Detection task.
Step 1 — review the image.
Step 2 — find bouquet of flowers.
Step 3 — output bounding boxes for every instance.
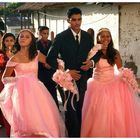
[52,59,79,110]
[52,59,78,94]
[119,67,140,93]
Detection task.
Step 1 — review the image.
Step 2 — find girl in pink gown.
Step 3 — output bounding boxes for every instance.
[0,33,16,137]
[0,29,66,137]
[81,28,140,137]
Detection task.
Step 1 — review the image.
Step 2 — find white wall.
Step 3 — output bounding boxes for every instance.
[80,4,119,49]
[119,3,140,77]
[32,3,140,77]
[33,3,119,49]
[6,26,21,37]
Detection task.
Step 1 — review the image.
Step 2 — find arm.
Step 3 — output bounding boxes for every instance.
[2,66,14,78]
[91,51,102,64]
[47,35,61,70]
[80,51,102,71]
[2,56,16,79]
[38,52,51,69]
[1,66,15,84]
[115,51,122,69]
[2,56,17,83]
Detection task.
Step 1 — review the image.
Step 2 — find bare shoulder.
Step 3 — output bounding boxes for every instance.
[9,52,20,62]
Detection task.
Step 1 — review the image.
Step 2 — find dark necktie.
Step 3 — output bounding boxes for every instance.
[75,35,79,47]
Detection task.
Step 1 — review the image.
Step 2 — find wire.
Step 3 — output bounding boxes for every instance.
[38,4,112,22]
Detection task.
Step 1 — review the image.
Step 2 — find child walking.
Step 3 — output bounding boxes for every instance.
[0,29,66,137]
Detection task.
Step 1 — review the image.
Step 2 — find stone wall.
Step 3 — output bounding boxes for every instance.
[119,3,140,78]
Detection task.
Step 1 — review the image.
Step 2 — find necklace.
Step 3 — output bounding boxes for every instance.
[19,52,29,60]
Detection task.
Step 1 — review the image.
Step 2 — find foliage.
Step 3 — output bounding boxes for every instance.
[0,3,24,16]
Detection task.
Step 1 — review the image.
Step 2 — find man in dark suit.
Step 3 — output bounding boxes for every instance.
[36,26,59,108]
[47,7,100,137]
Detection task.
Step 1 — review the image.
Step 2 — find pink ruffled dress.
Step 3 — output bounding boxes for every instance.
[81,58,140,137]
[0,52,66,137]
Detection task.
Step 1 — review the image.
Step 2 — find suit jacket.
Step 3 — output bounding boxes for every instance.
[36,39,55,84]
[47,28,100,92]
[36,39,52,55]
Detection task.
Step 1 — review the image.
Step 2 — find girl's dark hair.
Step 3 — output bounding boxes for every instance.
[2,33,16,54]
[96,28,117,66]
[87,28,94,45]
[15,29,37,60]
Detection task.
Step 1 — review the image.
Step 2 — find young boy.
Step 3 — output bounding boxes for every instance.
[36,26,59,108]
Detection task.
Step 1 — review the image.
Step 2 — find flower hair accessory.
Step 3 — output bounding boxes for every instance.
[87,44,102,60]
[52,58,79,111]
[98,28,110,34]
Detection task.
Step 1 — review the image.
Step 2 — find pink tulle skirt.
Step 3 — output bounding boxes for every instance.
[0,75,66,137]
[81,76,140,137]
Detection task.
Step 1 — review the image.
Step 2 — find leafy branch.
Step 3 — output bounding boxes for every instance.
[0,3,24,16]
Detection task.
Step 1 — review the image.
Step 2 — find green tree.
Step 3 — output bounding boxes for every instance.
[0,3,24,16]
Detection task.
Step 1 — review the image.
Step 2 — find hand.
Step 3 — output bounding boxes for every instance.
[44,63,51,69]
[80,60,93,71]
[58,65,64,71]
[57,58,65,71]
[68,70,81,81]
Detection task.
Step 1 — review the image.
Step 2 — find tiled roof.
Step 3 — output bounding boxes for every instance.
[16,2,84,11]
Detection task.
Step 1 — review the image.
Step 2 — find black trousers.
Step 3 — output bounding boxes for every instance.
[65,88,85,137]
[53,70,88,137]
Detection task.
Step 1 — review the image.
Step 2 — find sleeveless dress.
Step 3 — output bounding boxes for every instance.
[81,58,140,137]
[0,52,66,137]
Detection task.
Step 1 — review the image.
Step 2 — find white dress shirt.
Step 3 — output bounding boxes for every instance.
[70,28,81,43]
